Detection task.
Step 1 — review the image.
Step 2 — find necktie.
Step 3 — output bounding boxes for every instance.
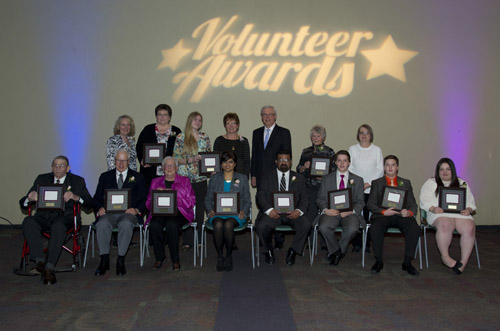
[56,179,60,184]
[264,128,270,149]
[339,174,345,190]
[118,173,124,189]
[280,173,286,191]
[391,179,395,187]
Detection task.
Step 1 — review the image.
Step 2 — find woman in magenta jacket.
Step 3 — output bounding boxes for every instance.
[146,156,195,271]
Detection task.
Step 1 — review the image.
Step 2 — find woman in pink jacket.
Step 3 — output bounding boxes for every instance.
[146,156,195,270]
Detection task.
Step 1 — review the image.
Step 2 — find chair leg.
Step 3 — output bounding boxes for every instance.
[475,239,481,269]
[362,225,370,268]
[311,225,317,266]
[256,235,260,267]
[193,223,198,267]
[251,226,255,269]
[139,225,143,267]
[83,226,93,268]
[200,224,205,267]
[418,237,422,270]
[423,226,429,269]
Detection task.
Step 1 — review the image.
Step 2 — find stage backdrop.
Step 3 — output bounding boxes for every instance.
[2,0,499,225]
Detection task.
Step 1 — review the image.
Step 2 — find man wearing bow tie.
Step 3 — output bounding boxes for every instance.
[93,150,147,276]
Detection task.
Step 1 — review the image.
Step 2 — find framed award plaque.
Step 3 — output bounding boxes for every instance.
[151,190,177,216]
[381,187,407,211]
[199,152,221,176]
[105,189,131,213]
[143,143,165,165]
[214,192,240,215]
[310,157,332,177]
[272,192,296,214]
[36,184,65,211]
[438,187,466,213]
[327,188,353,212]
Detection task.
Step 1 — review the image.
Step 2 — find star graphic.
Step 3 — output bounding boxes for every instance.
[157,39,192,71]
[360,35,418,82]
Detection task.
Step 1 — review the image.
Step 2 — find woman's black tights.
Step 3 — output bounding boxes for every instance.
[212,217,238,258]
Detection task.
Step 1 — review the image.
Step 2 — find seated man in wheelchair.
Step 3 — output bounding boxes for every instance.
[20,155,93,285]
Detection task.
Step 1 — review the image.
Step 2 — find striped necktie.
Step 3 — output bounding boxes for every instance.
[280,173,286,191]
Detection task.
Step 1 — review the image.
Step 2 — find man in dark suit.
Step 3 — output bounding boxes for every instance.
[251,105,292,249]
[93,150,147,276]
[317,150,365,266]
[256,150,311,265]
[20,155,93,285]
[367,154,420,276]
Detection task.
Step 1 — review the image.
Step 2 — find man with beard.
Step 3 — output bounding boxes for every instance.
[255,151,311,265]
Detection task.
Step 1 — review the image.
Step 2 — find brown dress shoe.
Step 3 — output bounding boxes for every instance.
[172,262,181,271]
[29,262,45,275]
[152,259,165,269]
[43,269,57,285]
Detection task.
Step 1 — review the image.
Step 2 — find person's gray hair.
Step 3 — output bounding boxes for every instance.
[310,125,326,141]
[162,156,178,167]
[115,149,130,160]
[260,105,277,116]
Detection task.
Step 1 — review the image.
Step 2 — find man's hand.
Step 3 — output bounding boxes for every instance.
[340,211,353,218]
[383,208,400,216]
[141,160,151,168]
[431,206,444,214]
[63,191,79,202]
[97,207,106,217]
[287,209,301,220]
[27,191,38,202]
[400,209,411,217]
[251,177,257,188]
[208,210,215,218]
[268,209,280,219]
[125,208,139,215]
[324,209,340,217]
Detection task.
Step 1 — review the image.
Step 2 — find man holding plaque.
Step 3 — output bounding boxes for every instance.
[20,155,93,285]
[317,150,364,266]
[93,150,147,276]
[256,150,310,265]
[367,155,420,276]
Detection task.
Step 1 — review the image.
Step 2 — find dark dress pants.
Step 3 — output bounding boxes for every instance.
[23,212,74,267]
[256,214,311,254]
[150,214,188,263]
[369,214,420,261]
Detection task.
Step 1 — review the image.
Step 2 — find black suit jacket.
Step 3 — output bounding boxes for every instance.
[367,176,418,217]
[19,172,93,218]
[256,170,309,221]
[251,124,292,183]
[93,169,147,221]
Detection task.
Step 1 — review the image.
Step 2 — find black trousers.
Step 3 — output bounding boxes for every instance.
[23,212,74,267]
[256,215,311,254]
[150,214,188,263]
[369,214,420,261]
[182,180,207,246]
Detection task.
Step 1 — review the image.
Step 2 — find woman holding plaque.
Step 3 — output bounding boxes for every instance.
[296,125,335,234]
[136,104,182,189]
[173,111,211,249]
[420,157,476,274]
[348,124,384,252]
[146,157,195,270]
[205,152,251,272]
[106,115,138,171]
[213,113,251,177]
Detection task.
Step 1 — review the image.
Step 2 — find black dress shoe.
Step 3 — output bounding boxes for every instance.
[95,255,110,276]
[402,263,420,276]
[29,262,45,275]
[371,261,384,274]
[152,259,165,269]
[42,269,57,285]
[452,261,463,275]
[352,245,361,253]
[224,256,233,272]
[285,248,296,265]
[116,256,126,276]
[274,242,284,250]
[216,257,225,272]
[172,262,181,271]
[326,253,335,262]
[264,250,276,265]
[331,251,345,266]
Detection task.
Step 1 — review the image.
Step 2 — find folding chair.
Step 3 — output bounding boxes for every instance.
[14,203,82,275]
[83,218,144,268]
[420,209,481,269]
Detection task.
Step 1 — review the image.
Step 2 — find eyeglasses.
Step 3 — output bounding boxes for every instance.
[115,159,129,163]
[261,113,276,117]
[278,158,290,162]
[52,164,67,169]
[359,131,370,135]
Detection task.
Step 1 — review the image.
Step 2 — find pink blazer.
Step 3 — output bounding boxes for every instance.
[146,174,195,225]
